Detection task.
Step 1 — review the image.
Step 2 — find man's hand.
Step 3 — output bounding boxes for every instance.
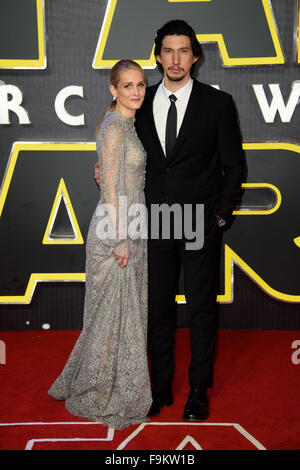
[216,215,226,227]
[94,162,100,187]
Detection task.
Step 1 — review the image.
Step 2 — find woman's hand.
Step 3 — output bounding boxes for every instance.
[113,242,129,268]
[94,162,100,187]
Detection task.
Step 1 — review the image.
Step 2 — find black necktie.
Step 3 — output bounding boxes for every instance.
[165,94,177,159]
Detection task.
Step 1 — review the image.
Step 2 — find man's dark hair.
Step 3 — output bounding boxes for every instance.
[154,20,202,75]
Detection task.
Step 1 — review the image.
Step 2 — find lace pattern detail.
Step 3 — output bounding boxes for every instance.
[48,109,152,429]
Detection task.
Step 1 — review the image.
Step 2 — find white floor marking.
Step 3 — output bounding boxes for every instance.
[0,421,266,450]
[176,435,203,450]
[117,422,267,450]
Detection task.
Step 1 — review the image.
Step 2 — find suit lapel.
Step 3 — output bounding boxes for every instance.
[142,83,166,163]
[168,79,201,162]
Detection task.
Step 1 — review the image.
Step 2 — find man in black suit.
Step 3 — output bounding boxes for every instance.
[134,20,245,421]
[95,20,245,421]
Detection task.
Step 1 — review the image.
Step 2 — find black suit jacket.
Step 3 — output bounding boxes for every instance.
[135,78,245,223]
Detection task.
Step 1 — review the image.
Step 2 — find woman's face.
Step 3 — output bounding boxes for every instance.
[110,68,146,116]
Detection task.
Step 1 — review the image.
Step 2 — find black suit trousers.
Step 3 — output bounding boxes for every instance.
[147,215,222,393]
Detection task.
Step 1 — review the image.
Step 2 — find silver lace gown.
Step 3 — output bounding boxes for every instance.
[48,109,152,429]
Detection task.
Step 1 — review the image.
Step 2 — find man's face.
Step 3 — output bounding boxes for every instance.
[156,35,198,83]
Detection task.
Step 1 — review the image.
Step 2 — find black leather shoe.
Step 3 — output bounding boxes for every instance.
[182,388,209,421]
[147,389,174,417]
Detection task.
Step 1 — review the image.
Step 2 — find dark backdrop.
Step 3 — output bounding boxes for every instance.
[0,0,299,331]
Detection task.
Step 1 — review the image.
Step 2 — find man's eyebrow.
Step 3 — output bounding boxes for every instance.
[162,46,190,50]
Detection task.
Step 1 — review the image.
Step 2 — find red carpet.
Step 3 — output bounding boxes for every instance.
[0,329,299,450]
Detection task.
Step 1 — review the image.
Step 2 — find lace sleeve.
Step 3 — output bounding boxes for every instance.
[96,122,128,250]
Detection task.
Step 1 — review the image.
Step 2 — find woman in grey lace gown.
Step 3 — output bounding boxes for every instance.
[48,60,152,429]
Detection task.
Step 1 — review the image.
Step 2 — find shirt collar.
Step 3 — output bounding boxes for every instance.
[162,77,193,101]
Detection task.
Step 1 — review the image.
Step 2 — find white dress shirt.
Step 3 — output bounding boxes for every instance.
[153,77,193,156]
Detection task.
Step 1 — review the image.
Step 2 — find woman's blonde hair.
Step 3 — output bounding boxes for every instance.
[95,59,146,136]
